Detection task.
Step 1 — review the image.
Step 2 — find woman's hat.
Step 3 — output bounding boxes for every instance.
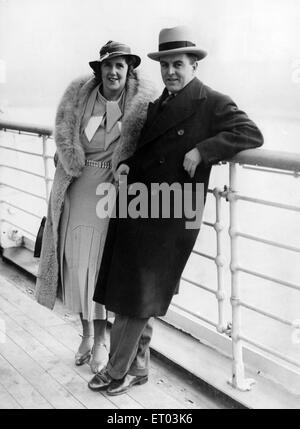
[89,40,141,72]
[148,26,207,61]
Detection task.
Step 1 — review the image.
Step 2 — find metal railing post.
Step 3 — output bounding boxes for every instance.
[227,162,255,391]
[213,187,227,333]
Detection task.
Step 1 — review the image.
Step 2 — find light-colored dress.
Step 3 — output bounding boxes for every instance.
[59,85,124,321]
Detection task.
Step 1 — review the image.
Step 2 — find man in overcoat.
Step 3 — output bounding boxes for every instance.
[88,26,264,395]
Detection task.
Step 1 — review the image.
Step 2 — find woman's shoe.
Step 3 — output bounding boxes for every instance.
[90,343,109,374]
[75,334,93,366]
[75,349,92,366]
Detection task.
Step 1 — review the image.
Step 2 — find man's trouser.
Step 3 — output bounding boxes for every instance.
[106,313,153,380]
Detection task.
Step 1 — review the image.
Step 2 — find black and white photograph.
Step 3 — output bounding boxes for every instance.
[0,0,299,412]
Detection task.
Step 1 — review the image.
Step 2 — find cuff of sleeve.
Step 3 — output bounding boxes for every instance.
[196,142,211,166]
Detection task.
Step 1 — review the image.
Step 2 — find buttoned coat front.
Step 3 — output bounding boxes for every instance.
[94,77,264,318]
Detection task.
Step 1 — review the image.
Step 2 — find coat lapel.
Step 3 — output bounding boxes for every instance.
[140,78,207,148]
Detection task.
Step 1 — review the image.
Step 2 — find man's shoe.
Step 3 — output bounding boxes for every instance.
[88,368,113,391]
[106,374,148,396]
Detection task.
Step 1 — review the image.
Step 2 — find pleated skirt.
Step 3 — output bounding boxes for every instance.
[59,164,113,321]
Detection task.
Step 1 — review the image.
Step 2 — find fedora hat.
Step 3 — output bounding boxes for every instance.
[89,40,141,72]
[148,26,207,61]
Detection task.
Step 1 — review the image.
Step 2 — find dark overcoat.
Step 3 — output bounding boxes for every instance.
[93,77,263,318]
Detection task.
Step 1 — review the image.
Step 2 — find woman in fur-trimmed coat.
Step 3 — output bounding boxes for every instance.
[35,41,156,373]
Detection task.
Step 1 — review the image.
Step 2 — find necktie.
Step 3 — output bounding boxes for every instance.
[161,93,175,108]
[104,100,122,149]
[84,89,123,149]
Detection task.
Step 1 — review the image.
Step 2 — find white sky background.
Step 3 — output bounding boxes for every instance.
[0,0,300,122]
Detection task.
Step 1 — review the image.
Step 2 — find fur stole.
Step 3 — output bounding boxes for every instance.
[54,71,157,177]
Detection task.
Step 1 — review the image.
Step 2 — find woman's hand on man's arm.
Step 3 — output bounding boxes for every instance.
[116,163,130,184]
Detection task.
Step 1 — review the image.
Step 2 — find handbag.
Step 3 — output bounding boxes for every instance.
[34,216,47,258]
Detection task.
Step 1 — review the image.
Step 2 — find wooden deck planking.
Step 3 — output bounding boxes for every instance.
[0,280,64,328]
[0,288,144,409]
[0,329,85,409]
[3,297,220,409]
[149,357,225,409]
[0,275,212,409]
[0,307,116,409]
[148,362,210,409]
[124,379,188,409]
[0,354,53,409]
[0,379,23,409]
[47,324,145,409]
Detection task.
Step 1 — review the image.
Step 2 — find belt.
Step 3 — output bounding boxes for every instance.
[85,159,112,169]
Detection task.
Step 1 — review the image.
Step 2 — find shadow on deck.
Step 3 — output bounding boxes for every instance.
[0,255,241,410]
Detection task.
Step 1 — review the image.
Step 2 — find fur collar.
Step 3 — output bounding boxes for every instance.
[54,72,157,177]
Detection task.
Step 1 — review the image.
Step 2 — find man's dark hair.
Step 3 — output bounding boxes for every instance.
[159,54,199,66]
[186,54,199,65]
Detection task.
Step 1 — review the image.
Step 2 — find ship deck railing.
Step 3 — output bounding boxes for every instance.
[1,119,300,409]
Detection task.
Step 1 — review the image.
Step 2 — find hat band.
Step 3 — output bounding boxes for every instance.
[99,51,131,61]
[100,45,131,57]
[159,41,196,52]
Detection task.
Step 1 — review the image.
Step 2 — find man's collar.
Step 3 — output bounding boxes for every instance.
[164,77,206,101]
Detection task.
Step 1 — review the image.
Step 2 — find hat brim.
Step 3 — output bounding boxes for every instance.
[147,47,207,61]
[89,52,141,72]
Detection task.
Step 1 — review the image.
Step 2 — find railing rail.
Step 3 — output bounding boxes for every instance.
[233,148,300,173]
[1,119,300,392]
[0,120,54,240]
[2,120,300,171]
[0,120,53,137]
